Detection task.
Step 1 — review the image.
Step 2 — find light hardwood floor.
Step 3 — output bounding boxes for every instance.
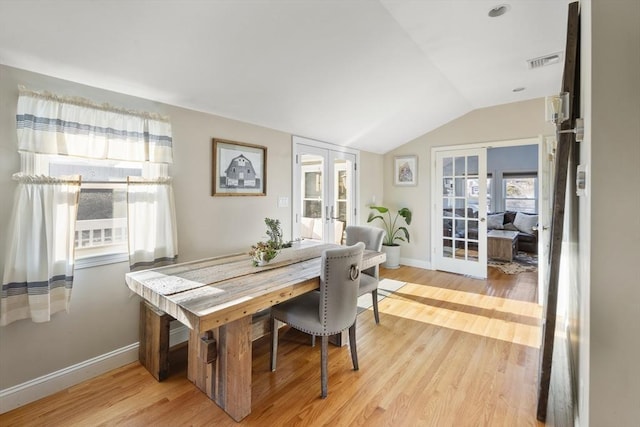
[0,266,545,426]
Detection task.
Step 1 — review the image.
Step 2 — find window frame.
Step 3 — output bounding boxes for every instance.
[25,154,168,268]
[301,161,324,219]
[73,181,129,268]
[502,172,538,213]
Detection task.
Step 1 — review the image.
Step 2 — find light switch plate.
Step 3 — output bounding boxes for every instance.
[278,196,289,208]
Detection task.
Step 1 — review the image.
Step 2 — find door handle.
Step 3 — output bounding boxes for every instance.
[329,205,339,222]
[532,225,549,231]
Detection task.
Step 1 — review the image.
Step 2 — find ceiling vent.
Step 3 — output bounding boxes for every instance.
[527,52,563,69]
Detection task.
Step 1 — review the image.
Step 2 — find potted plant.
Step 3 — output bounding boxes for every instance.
[249,241,279,266]
[249,218,292,266]
[367,206,412,269]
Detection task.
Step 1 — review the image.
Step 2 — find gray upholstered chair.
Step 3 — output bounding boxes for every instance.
[345,225,385,324]
[270,242,365,398]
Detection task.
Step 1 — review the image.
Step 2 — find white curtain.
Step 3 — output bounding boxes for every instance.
[16,86,173,163]
[127,178,178,271]
[1,87,176,325]
[1,175,80,326]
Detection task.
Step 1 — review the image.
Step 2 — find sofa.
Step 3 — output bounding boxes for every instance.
[444,209,538,254]
[487,211,538,253]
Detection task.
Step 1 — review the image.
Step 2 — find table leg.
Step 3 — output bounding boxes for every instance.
[188,327,215,399]
[217,315,252,421]
[139,301,171,381]
[188,315,252,422]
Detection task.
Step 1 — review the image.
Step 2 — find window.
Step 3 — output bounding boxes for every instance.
[21,153,170,267]
[302,162,323,219]
[43,156,150,262]
[503,173,538,213]
[334,163,348,222]
[14,86,175,271]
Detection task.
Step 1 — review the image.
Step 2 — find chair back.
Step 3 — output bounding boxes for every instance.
[345,225,385,251]
[319,242,365,334]
[345,225,385,277]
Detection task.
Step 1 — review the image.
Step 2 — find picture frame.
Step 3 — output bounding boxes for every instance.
[212,138,267,196]
[394,155,418,186]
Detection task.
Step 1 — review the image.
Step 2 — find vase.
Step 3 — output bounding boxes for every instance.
[253,251,277,266]
[381,245,401,269]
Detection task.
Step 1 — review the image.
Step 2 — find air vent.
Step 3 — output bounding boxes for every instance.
[527,52,563,69]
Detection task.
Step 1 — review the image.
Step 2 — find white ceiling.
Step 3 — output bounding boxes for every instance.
[0,0,568,154]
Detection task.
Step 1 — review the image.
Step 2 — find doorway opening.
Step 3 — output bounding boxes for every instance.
[431,137,549,299]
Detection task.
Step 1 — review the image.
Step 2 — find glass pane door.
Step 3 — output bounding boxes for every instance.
[293,139,357,245]
[300,153,325,240]
[330,152,355,245]
[435,148,487,278]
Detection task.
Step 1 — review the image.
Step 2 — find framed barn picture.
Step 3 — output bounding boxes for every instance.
[394,155,418,186]
[212,138,267,196]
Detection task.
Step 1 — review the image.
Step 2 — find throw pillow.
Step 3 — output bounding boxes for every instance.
[503,222,519,231]
[487,213,504,230]
[513,212,538,234]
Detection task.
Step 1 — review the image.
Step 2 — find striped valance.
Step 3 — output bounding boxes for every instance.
[16,86,173,163]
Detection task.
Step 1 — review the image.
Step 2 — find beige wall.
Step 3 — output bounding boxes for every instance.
[0,65,383,390]
[358,150,384,225]
[381,98,555,265]
[585,0,640,425]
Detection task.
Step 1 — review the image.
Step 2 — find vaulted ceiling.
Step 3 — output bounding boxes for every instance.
[0,0,568,154]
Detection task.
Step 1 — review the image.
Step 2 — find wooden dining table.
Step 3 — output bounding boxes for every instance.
[125,240,385,422]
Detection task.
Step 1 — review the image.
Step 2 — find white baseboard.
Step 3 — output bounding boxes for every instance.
[400,257,432,270]
[0,324,191,415]
[0,343,139,414]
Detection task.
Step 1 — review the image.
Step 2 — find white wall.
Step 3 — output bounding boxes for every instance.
[0,65,384,395]
[381,98,555,265]
[584,0,640,425]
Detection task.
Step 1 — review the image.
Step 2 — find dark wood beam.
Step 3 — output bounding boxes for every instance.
[537,1,581,421]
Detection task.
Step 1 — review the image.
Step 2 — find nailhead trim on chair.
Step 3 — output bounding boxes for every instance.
[322,252,358,333]
[273,251,360,336]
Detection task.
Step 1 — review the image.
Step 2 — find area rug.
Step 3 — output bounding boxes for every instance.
[488,251,538,275]
[357,278,406,314]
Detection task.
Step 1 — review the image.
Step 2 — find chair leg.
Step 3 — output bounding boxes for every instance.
[321,335,329,398]
[270,317,279,371]
[311,334,316,347]
[372,289,380,324]
[348,323,359,371]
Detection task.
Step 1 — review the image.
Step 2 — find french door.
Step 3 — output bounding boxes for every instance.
[292,137,357,244]
[433,148,488,278]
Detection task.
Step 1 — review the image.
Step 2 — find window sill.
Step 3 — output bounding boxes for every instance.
[75,252,129,269]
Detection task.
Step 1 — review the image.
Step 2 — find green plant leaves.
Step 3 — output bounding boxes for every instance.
[369,205,389,214]
[367,213,385,223]
[367,205,412,245]
[398,207,412,225]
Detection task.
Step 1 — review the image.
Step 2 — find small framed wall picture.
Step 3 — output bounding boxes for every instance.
[394,155,418,186]
[212,138,267,196]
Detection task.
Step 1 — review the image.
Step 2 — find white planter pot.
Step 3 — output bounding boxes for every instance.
[381,245,401,269]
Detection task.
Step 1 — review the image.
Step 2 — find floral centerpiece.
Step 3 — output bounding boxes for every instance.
[249,241,279,266]
[249,218,292,266]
